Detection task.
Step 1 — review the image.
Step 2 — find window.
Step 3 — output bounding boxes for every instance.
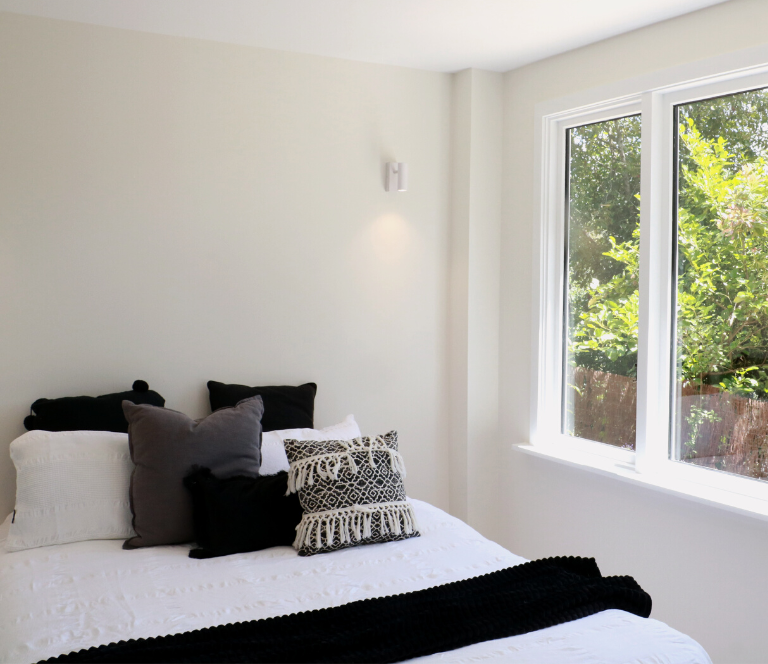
[564,116,641,450]
[673,89,768,481]
[533,57,768,508]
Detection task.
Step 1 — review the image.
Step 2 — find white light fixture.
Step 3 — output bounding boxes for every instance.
[386,162,408,192]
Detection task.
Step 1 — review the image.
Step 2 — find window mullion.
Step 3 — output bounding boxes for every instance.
[635,91,674,472]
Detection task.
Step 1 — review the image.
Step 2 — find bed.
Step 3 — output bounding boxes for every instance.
[0,500,711,664]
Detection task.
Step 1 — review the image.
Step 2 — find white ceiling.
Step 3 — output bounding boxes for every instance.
[0,0,730,73]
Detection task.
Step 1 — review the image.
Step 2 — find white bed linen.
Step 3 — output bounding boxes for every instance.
[0,501,710,664]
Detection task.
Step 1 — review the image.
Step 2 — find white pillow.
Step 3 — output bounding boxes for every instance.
[6,430,135,552]
[260,415,361,475]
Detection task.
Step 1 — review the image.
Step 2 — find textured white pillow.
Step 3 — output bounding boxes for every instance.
[6,430,135,552]
[260,415,361,475]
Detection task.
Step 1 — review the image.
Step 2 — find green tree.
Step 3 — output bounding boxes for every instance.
[567,116,641,376]
[568,116,641,289]
[681,89,768,170]
[573,113,768,399]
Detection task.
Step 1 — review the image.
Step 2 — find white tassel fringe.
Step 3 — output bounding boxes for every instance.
[286,436,406,495]
[293,501,419,551]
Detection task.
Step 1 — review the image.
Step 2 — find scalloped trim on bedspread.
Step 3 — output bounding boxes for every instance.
[42,556,652,664]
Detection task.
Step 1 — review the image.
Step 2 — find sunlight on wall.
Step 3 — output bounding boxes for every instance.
[348,213,421,316]
[368,213,413,263]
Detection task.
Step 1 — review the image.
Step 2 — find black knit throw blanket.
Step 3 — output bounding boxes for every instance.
[44,556,652,664]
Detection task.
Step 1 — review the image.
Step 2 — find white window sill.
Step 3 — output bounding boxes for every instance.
[514,443,768,523]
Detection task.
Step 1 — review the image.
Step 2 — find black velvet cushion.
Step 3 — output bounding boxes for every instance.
[184,467,303,559]
[207,381,316,432]
[24,380,165,433]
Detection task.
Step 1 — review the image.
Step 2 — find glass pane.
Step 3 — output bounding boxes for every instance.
[673,88,768,481]
[563,116,641,449]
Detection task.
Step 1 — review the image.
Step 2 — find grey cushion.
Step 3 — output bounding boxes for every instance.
[122,396,263,549]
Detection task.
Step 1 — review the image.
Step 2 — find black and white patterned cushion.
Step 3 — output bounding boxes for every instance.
[283,431,419,556]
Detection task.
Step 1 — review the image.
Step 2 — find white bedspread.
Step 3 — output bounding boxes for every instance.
[0,500,710,664]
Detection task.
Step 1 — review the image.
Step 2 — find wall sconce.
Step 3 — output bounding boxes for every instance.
[386,162,408,192]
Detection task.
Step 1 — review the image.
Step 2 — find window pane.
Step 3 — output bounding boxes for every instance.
[563,116,641,449]
[673,89,768,481]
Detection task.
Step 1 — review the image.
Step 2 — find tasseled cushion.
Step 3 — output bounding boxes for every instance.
[284,431,419,556]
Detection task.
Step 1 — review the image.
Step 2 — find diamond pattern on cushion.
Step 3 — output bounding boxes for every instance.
[284,431,419,556]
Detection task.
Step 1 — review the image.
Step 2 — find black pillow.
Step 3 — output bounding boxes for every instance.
[207,381,316,432]
[184,467,303,559]
[24,380,165,433]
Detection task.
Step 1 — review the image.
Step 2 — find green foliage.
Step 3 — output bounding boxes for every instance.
[570,230,639,370]
[568,116,641,290]
[566,116,641,376]
[684,404,722,454]
[571,93,768,398]
[676,118,768,396]
[680,89,768,170]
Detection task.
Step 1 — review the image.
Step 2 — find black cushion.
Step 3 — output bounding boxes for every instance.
[24,380,165,433]
[207,381,316,432]
[184,467,303,559]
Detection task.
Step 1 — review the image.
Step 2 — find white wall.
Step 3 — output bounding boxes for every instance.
[500,1,768,661]
[0,12,452,516]
[448,69,503,538]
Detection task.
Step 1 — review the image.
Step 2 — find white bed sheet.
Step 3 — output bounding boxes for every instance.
[0,500,710,664]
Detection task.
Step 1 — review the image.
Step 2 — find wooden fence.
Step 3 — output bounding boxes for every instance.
[568,366,636,449]
[569,366,768,479]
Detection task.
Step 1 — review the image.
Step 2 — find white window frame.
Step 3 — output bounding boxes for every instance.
[529,47,768,517]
